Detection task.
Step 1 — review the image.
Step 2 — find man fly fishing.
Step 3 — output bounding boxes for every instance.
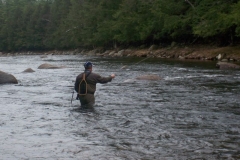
[74,62,115,109]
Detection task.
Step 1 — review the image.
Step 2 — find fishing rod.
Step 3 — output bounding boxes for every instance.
[71,90,74,105]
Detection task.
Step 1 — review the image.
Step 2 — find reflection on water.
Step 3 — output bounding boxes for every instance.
[0,55,240,159]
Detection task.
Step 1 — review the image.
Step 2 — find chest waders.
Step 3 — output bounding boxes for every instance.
[78,72,91,96]
[71,72,90,105]
[78,73,87,95]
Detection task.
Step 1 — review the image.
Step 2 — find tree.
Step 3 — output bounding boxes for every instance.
[192,0,239,45]
[0,0,239,51]
[230,1,240,37]
[45,0,71,49]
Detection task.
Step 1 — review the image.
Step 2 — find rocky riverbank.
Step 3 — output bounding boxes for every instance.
[1,45,240,84]
[88,45,240,62]
[1,45,240,62]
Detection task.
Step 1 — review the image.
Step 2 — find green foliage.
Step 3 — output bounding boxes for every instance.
[230,1,240,36]
[0,0,239,51]
[193,0,231,36]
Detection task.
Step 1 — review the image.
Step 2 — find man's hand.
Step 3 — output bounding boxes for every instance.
[111,74,115,79]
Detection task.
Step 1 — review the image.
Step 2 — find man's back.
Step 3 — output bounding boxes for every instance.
[75,71,113,94]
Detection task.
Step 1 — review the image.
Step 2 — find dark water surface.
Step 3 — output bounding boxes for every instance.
[0,55,240,160]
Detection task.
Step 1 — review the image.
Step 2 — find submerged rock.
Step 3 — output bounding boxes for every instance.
[40,55,48,58]
[216,62,240,70]
[0,70,18,84]
[123,79,137,83]
[123,74,161,83]
[23,68,35,73]
[38,63,65,69]
[136,74,161,80]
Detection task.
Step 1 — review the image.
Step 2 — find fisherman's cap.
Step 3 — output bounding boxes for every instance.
[84,61,93,69]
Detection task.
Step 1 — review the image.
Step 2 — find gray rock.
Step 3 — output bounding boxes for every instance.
[109,51,116,56]
[216,53,226,60]
[40,55,48,58]
[116,50,124,57]
[216,62,240,70]
[0,70,18,84]
[216,54,222,60]
[23,68,35,73]
[123,79,136,83]
[38,63,65,69]
[123,74,161,83]
[136,74,161,80]
[221,59,228,62]
[179,56,185,59]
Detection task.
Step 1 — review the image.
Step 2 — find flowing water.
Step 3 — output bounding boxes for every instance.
[0,54,240,160]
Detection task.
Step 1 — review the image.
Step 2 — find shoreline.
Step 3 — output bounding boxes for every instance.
[1,45,240,62]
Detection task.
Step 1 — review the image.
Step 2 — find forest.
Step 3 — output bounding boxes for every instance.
[0,0,240,52]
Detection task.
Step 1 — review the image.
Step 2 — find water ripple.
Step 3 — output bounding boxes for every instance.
[0,55,240,159]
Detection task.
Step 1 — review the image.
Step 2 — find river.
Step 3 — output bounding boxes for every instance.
[0,54,240,160]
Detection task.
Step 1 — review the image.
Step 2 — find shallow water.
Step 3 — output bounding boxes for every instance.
[0,55,240,160]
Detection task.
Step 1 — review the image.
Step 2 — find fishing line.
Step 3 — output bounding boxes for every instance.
[120,56,151,69]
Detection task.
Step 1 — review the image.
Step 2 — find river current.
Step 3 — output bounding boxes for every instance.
[0,54,240,160]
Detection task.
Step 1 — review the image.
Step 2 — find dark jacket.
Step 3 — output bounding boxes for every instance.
[74,70,112,95]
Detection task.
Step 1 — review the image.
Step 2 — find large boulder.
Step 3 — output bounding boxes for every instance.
[0,70,18,84]
[38,63,65,69]
[216,62,240,70]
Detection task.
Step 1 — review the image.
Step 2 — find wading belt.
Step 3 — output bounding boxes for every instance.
[78,72,91,96]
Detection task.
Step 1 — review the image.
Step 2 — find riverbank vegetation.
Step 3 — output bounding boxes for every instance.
[0,0,240,52]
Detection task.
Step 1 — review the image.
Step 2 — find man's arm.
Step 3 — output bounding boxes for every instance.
[96,74,115,84]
